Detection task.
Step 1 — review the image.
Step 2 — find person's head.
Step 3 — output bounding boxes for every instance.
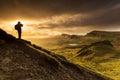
[18,21,21,24]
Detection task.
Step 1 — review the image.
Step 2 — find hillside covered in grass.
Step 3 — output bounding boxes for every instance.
[75,40,118,62]
[0,28,111,80]
[28,30,120,80]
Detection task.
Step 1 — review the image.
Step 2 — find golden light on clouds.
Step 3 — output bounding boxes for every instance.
[0,0,119,39]
[0,12,119,39]
[0,18,63,39]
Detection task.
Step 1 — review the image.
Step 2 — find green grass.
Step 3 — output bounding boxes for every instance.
[71,57,120,80]
[27,33,120,80]
[51,48,80,59]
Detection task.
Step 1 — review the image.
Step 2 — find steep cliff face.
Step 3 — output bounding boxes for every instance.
[0,29,111,80]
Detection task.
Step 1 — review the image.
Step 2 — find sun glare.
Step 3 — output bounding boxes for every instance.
[8,20,40,26]
[9,20,28,26]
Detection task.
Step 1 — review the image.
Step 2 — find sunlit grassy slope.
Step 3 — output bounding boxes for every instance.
[28,31,120,80]
[71,40,120,80]
[75,40,118,62]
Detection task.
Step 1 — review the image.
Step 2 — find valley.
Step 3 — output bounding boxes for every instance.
[29,31,120,80]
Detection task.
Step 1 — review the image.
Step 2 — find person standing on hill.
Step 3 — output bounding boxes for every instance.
[15,21,23,39]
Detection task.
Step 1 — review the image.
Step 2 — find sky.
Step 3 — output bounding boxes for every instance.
[0,0,120,38]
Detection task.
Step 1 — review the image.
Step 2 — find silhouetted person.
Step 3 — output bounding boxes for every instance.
[15,21,23,39]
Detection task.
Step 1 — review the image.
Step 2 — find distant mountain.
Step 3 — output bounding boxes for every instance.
[86,30,120,37]
[61,33,82,39]
[0,29,111,80]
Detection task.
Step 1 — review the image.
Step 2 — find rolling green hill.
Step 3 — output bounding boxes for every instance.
[28,30,120,80]
[71,41,120,80]
[75,40,119,62]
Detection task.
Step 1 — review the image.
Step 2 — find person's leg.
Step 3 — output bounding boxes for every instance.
[17,30,19,39]
[18,29,21,39]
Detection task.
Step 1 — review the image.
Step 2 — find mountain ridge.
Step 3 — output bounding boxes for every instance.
[86,30,120,37]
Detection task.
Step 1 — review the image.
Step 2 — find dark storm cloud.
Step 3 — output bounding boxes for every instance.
[59,5,120,28]
[0,0,120,27]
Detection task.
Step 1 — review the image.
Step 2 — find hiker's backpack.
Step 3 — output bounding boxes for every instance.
[15,25,18,30]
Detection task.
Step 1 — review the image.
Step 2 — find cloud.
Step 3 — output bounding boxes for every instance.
[0,0,120,35]
[0,0,119,18]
